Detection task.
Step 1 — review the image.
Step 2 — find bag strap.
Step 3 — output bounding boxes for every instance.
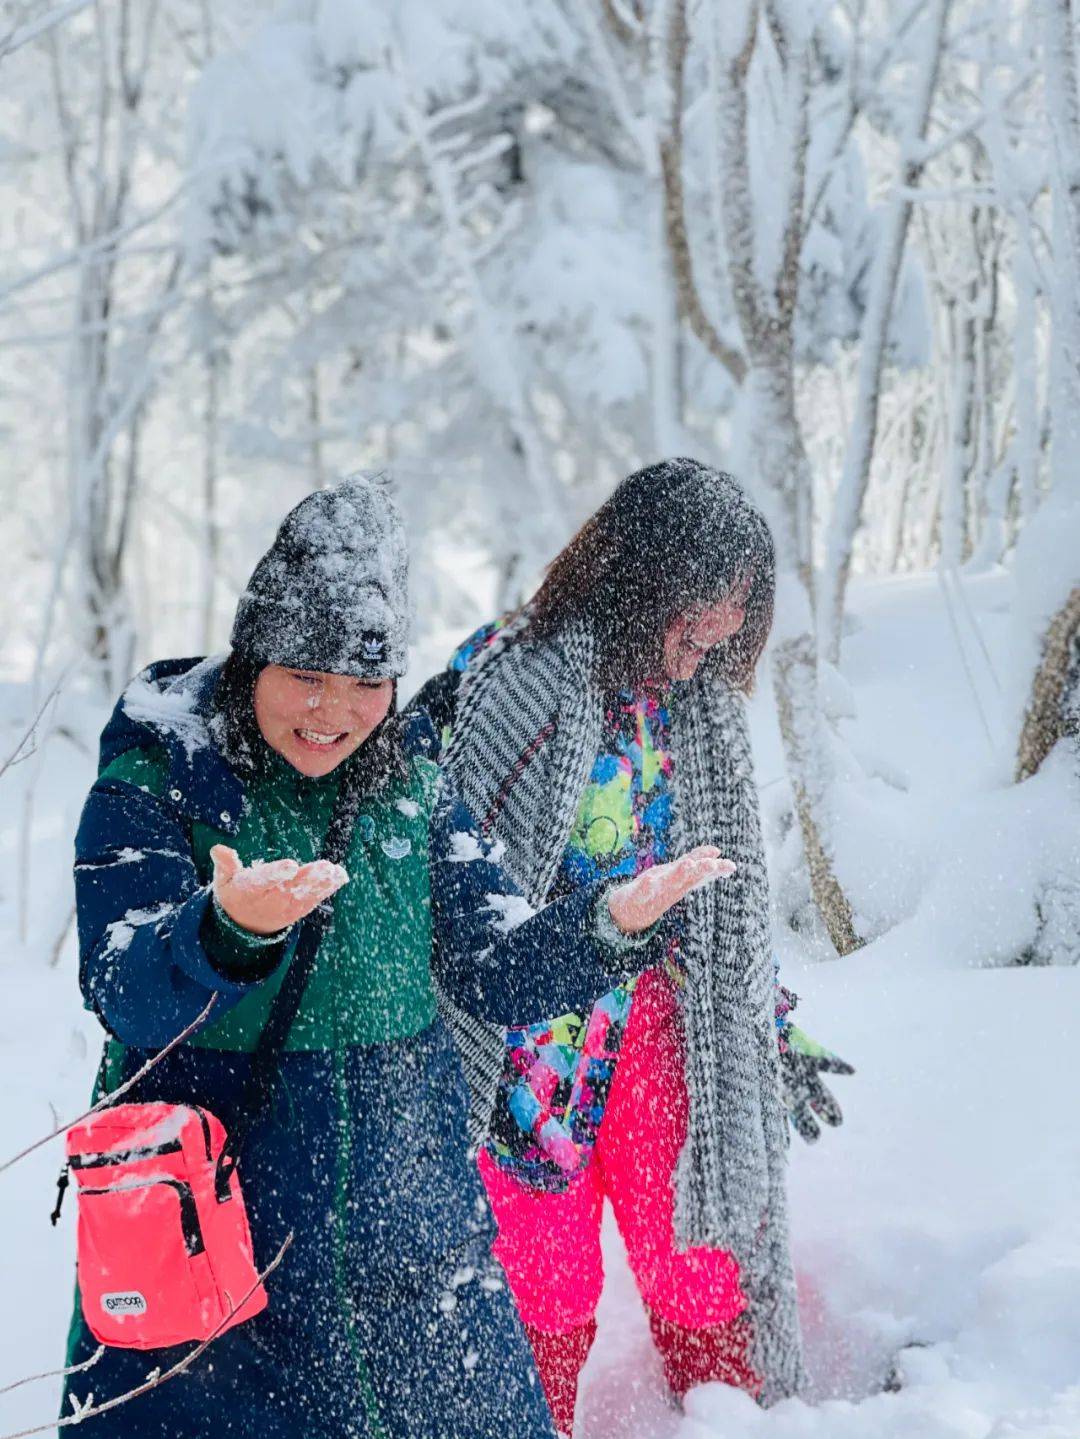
[214,776,365,1197]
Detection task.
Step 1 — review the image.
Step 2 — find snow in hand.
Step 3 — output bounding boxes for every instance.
[231,857,350,901]
[0,573,1076,1438]
[619,854,736,904]
[606,848,736,936]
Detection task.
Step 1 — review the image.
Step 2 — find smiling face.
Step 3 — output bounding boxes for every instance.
[661,574,752,682]
[252,665,395,777]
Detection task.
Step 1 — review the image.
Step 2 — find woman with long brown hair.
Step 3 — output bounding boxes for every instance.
[414,457,852,1434]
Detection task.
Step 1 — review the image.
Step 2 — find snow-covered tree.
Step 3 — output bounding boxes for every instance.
[3,0,1076,963]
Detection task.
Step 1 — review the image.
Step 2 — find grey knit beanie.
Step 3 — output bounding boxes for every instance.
[230,473,409,678]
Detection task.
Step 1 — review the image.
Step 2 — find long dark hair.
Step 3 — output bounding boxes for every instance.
[528,458,776,692]
[210,652,409,794]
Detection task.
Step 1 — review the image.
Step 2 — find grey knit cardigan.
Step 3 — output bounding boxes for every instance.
[440,615,803,1402]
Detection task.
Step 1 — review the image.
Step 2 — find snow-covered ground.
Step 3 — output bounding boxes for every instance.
[583,954,1078,1439]
[1,571,1077,1438]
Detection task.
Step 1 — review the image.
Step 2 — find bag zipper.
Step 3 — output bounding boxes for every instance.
[72,1107,213,1172]
[70,1139,183,1170]
[79,1177,205,1257]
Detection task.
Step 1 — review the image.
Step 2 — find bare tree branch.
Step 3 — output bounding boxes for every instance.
[0,671,69,781]
[0,0,94,64]
[0,1345,104,1400]
[659,0,747,382]
[0,179,194,310]
[0,996,218,1177]
[820,0,954,663]
[0,1234,293,1438]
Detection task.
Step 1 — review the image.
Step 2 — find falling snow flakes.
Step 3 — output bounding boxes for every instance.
[484,893,536,934]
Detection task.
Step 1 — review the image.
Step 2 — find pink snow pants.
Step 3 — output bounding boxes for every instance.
[478,967,747,1334]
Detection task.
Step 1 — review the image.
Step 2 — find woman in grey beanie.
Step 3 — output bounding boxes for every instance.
[61,473,730,1439]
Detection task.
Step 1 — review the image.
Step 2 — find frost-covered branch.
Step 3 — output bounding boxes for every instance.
[658,0,746,382]
[389,43,564,565]
[0,1344,104,1400]
[712,1,766,351]
[568,0,651,154]
[0,996,217,1177]
[819,0,953,662]
[0,0,93,64]
[0,1234,292,1439]
[773,12,811,333]
[918,66,1037,166]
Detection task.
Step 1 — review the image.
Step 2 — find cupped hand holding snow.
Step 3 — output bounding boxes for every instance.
[607,845,736,934]
[210,844,349,936]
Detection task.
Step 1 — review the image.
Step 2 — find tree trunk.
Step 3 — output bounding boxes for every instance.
[659,0,746,384]
[713,0,862,954]
[1013,243,1041,524]
[308,362,324,490]
[200,338,221,653]
[774,634,862,954]
[819,0,953,661]
[743,357,863,954]
[942,296,977,569]
[1016,585,1080,781]
[1042,0,1080,495]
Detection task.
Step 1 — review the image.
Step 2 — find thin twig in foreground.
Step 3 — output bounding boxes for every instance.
[0,1234,293,1438]
[0,673,69,782]
[0,1345,104,1399]
[0,996,218,1177]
